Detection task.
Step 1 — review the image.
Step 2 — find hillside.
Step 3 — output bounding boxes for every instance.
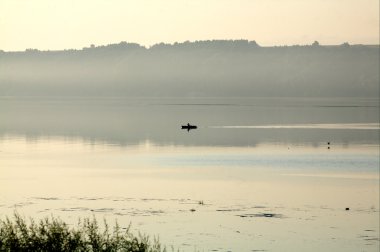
[0,40,378,97]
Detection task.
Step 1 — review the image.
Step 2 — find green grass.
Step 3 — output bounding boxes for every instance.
[0,213,165,252]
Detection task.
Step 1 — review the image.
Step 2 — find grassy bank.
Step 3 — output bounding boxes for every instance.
[0,213,165,252]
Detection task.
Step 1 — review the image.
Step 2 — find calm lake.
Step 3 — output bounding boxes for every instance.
[0,97,379,251]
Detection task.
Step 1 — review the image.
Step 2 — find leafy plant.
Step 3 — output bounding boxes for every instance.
[0,212,165,252]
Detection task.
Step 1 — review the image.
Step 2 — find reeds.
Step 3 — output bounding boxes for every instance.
[0,213,165,252]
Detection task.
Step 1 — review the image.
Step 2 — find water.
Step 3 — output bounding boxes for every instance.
[0,97,379,251]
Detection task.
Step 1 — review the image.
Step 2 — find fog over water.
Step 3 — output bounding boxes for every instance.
[1,40,379,146]
[0,97,378,147]
[0,40,379,252]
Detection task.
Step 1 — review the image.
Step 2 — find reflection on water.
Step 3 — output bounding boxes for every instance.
[0,97,379,146]
[0,136,379,251]
[0,97,379,251]
[210,123,380,130]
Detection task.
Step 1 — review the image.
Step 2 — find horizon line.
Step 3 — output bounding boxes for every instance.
[1,39,379,53]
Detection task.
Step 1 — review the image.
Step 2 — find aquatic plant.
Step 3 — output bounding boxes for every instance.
[0,213,165,252]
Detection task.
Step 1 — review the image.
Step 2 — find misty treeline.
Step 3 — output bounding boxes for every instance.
[0,40,378,97]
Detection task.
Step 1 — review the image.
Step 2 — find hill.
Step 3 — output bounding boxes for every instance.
[0,40,378,97]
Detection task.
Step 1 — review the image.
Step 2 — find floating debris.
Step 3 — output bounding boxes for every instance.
[33,197,60,201]
[216,209,243,212]
[237,213,283,218]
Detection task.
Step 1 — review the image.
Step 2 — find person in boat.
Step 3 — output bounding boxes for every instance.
[181,123,197,131]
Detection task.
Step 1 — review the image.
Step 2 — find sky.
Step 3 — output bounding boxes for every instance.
[0,0,379,51]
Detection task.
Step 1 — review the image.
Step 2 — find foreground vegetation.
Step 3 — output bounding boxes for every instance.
[0,213,165,252]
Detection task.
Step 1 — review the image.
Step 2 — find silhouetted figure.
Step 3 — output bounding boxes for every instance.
[181,123,197,132]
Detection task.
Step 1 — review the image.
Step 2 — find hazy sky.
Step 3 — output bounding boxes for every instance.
[0,0,378,51]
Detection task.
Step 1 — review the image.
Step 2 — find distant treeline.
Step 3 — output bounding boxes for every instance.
[0,40,378,97]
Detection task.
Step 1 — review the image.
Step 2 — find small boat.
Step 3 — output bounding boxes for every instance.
[181,123,197,131]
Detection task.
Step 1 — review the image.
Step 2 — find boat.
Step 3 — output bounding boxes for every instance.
[181,123,197,131]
